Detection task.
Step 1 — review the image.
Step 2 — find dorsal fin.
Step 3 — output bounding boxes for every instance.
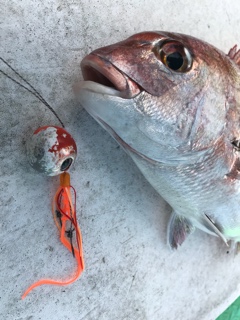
[228,45,240,66]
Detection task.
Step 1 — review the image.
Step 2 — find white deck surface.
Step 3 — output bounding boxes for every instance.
[1,1,240,319]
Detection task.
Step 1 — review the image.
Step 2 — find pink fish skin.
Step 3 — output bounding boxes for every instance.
[76,32,240,249]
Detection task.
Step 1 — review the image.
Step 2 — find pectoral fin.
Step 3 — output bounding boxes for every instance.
[167,212,195,249]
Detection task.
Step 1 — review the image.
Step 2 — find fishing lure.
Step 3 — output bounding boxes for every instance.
[0,58,84,298]
[22,126,85,299]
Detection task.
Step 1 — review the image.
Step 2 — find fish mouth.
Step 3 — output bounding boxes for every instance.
[79,53,154,162]
[80,53,141,98]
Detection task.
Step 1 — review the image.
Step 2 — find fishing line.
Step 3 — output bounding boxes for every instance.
[0,57,65,128]
[1,58,85,298]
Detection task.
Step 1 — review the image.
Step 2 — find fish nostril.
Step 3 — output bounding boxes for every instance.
[232,138,240,151]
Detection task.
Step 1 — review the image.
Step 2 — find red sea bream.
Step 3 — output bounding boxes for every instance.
[76,32,240,249]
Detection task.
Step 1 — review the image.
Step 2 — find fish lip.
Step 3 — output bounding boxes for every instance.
[80,53,141,98]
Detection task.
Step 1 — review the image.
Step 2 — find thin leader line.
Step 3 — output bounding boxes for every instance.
[0,57,65,128]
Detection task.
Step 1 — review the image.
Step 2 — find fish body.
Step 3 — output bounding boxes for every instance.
[76,32,240,248]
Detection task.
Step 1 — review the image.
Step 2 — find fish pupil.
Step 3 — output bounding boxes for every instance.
[166,52,184,70]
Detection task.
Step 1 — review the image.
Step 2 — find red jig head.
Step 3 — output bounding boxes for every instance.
[26,126,77,176]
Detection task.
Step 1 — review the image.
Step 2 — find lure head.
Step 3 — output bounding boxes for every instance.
[26,126,77,176]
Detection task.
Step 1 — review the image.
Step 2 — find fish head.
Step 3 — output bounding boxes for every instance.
[77,31,238,165]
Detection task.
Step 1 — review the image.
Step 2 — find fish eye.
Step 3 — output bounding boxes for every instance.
[157,40,192,72]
